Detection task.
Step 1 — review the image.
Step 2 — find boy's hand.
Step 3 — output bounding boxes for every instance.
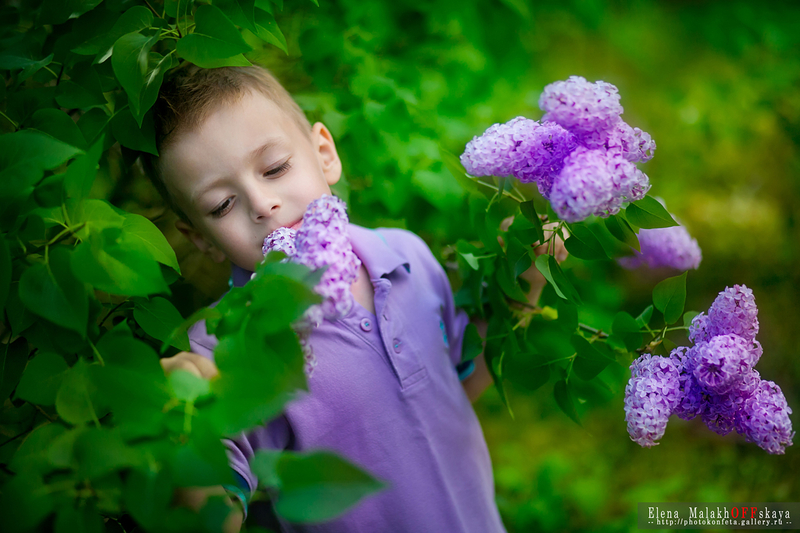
[160,351,219,379]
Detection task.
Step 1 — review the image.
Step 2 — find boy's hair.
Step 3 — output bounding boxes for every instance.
[140,64,312,222]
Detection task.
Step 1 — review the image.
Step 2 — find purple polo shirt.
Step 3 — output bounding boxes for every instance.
[188,225,506,533]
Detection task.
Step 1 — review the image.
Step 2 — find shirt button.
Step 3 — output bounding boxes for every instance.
[360,318,373,332]
[393,338,402,353]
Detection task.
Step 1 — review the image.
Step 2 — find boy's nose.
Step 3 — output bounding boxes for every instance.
[249,189,280,221]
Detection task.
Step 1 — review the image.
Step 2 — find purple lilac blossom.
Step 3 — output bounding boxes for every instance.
[263,227,297,257]
[548,147,650,222]
[262,195,361,329]
[459,116,577,197]
[539,76,624,138]
[624,355,681,446]
[617,225,702,271]
[707,284,759,343]
[582,120,656,163]
[669,346,705,421]
[688,312,713,345]
[736,380,795,455]
[692,334,753,394]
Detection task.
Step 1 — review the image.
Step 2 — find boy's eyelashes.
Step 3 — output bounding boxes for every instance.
[210,197,233,218]
[264,159,292,178]
[208,159,293,218]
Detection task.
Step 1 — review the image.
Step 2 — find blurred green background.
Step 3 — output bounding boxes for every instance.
[115,0,799,530]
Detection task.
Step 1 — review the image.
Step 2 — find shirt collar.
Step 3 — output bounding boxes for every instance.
[230,224,409,288]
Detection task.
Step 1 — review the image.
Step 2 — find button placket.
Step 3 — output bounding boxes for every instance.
[375,279,427,389]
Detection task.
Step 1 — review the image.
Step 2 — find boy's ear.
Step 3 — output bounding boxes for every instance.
[175,219,227,263]
[311,122,342,186]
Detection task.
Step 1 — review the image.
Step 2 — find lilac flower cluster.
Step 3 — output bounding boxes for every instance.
[617,224,702,271]
[624,285,794,454]
[262,195,361,376]
[461,76,655,222]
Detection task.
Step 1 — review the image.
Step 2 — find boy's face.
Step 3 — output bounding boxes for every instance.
[160,89,341,271]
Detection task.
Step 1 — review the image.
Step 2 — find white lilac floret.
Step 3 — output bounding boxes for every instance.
[539,75,624,138]
[617,225,702,271]
[459,116,577,197]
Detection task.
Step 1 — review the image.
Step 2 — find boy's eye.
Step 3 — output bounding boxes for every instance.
[211,198,233,217]
[264,160,292,178]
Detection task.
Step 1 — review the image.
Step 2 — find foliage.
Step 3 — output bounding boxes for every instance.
[0,1,382,531]
[2,0,798,531]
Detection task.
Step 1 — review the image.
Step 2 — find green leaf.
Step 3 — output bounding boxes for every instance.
[273,451,386,523]
[215,0,258,33]
[570,334,614,380]
[556,300,578,333]
[0,338,28,401]
[534,254,581,304]
[249,449,282,488]
[610,312,643,352]
[636,305,654,328]
[506,236,532,278]
[70,198,125,239]
[439,145,480,196]
[604,213,640,251]
[653,271,688,325]
[27,108,87,150]
[110,107,157,155]
[564,223,608,260]
[63,136,104,203]
[112,32,157,126]
[56,359,101,426]
[511,205,544,245]
[683,310,700,328]
[19,247,89,335]
[73,428,142,479]
[38,0,103,25]
[460,323,483,363]
[161,307,221,354]
[134,297,190,350]
[71,227,169,297]
[168,370,210,403]
[16,352,68,405]
[503,351,551,392]
[124,468,172,531]
[0,236,10,316]
[176,5,252,68]
[0,129,83,185]
[73,6,153,62]
[554,379,581,425]
[495,258,529,303]
[122,213,181,273]
[207,328,305,435]
[625,196,678,229]
[54,500,104,533]
[33,174,65,208]
[55,63,107,109]
[251,7,287,53]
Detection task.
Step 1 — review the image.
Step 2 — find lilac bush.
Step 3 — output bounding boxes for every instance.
[617,224,702,271]
[625,285,794,454]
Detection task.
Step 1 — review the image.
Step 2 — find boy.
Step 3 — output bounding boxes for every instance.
[149,65,560,532]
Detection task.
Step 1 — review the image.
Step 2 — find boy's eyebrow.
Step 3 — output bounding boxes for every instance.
[192,139,285,204]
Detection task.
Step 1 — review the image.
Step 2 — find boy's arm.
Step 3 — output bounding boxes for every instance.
[161,353,245,533]
[462,222,568,403]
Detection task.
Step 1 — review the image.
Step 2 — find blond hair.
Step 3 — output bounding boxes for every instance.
[141,64,311,222]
